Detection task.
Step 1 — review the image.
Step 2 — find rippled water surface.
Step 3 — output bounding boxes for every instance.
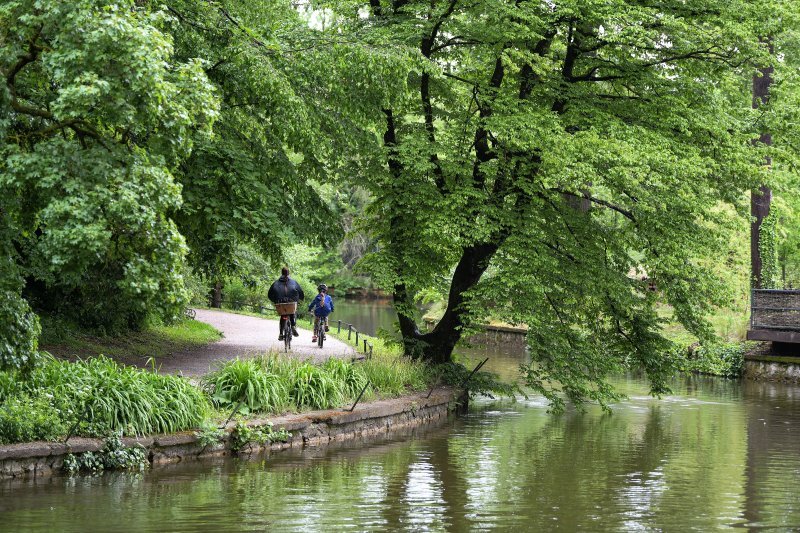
[3,301,800,531]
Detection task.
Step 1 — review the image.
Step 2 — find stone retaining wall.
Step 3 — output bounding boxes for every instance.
[745,358,800,382]
[0,388,458,479]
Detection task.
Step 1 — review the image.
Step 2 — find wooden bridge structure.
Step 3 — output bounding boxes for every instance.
[747,289,800,343]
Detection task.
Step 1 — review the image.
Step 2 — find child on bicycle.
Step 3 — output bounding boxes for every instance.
[308,284,334,343]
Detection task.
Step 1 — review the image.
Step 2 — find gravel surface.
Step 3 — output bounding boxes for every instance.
[151,309,355,376]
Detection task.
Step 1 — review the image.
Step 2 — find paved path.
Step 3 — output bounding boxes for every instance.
[153,309,355,376]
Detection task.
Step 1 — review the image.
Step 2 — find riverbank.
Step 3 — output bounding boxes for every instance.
[0,387,458,479]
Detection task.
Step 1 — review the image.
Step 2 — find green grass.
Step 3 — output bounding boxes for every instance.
[658,305,749,345]
[39,315,222,360]
[0,355,210,443]
[202,349,425,416]
[201,358,290,414]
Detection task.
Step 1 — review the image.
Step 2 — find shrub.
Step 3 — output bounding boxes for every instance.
[0,394,67,444]
[0,370,17,402]
[230,420,291,453]
[0,290,41,371]
[63,432,148,474]
[680,342,745,378]
[223,280,248,310]
[202,359,289,414]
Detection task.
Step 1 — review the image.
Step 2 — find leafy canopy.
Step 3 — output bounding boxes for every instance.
[0,0,217,347]
[322,0,800,408]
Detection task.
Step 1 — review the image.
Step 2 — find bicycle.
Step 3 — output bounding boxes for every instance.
[274,302,298,353]
[312,314,327,348]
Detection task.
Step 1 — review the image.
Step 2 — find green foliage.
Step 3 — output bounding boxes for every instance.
[222,280,250,311]
[194,421,226,449]
[360,354,429,397]
[230,420,291,453]
[436,363,521,401]
[679,343,746,379]
[0,290,40,371]
[320,0,800,407]
[161,0,403,282]
[322,357,369,399]
[0,370,16,402]
[63,432,148,474]
[0,393,67,444]
[290,362,343,410]
[22,356,209,436]
[1,0,217,336]
[759,209,780,289]
[202,359,289,414]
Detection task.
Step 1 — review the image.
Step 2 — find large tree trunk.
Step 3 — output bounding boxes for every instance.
[210,280,222,308]
[395,242,500,363]
[751,40,773,289]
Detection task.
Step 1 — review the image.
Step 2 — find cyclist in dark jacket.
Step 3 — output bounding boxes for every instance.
[268,267,305,339]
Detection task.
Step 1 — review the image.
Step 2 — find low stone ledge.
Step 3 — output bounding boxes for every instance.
[122,436,154,448]
[0,442,58,461]
[0,387,458,479]
[153,432,198,448]
[65,437,104,454]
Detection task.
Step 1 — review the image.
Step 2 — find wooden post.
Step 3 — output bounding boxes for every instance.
[348,324,352,340]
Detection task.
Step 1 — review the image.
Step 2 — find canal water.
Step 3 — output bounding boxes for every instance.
[2,302,800,531]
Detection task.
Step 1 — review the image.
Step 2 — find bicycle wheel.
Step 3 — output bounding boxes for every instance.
[318,324,324,348]
[283,318,292,352]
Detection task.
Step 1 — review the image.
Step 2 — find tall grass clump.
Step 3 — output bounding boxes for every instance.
[202,358,289,414]
[361,352,430,396]
[322,357,369,399]
[22,355,209,437]
[290,362,342,410]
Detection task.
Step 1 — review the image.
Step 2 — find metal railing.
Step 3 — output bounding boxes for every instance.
[751,289,800,330]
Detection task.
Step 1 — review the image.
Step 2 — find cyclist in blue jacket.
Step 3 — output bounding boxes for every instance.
[308,283,334,343]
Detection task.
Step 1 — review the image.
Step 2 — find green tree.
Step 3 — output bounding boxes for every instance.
[0,0,217,341]
[325,0,800,406]
[159,0,407,296]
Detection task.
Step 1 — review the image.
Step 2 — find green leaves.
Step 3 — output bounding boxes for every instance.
[0,290,40,371]
[1,0,217,333]
[325,0,800,405]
